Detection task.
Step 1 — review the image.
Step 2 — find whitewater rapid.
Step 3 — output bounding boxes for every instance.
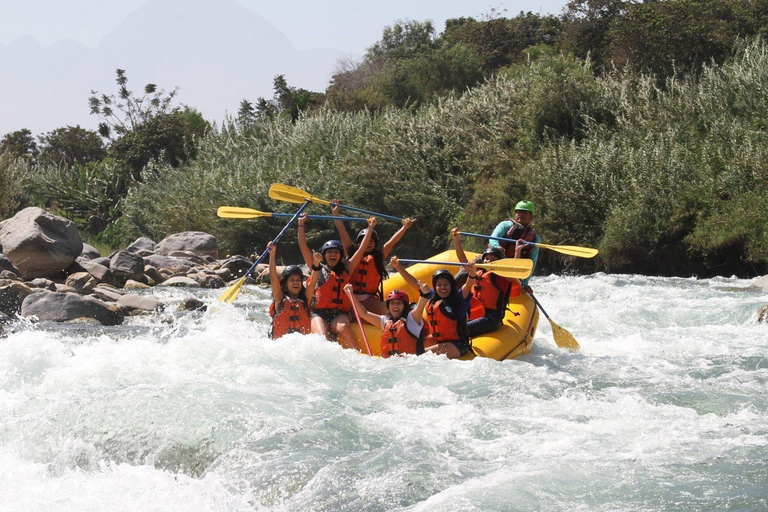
[1,274,766,511]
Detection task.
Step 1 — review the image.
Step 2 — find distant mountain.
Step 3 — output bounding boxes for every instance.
[0,0,346,136]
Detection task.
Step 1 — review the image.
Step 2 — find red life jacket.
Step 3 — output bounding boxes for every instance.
[502,221,538,259]
[472,269,512,314]
[269,296,311,339]
[350,254,381,295]
[425,298,468,344]
[314,265,351,312]
[380,316,421,358]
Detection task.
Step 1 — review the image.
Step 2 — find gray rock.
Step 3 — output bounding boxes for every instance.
[65,272,97,294]
[80,243,101,260]
[158,276,200,287]
[167,251,207,264]
[759,305,768,323]
[0,280,34,316]
[748,275,768,293]
[0,253,19,274]
[21,291,124,325]
[0,207,83,279]
[29,278,57,291]
[143,254,195,274]
[0,270,20,281]
[157,231,218,258]
[188,272,225,289]
[214,268,232,281]
[124,280,150,290]
[91,285,124,302]
[143,265,164,284]
[110,251,145,285]
[55,284,79,294]
[91,257,112,267]
[178,297,207,312]
[219,255,253,279]
[79,259,117,286]
[125,237,157,254]
[117,294,164,312]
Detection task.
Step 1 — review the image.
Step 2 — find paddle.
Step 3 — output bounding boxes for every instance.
[346,288,372,356]
[269,183,404,222]
[528,292,580,351]
[217,206,366,223]
[397,258,533,280]
[458,231,598,258]
[217,200,311,303]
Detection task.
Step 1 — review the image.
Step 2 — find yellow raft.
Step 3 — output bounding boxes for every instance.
[350,250,539,360]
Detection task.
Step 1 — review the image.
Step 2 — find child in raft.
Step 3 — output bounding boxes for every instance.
[297,212,377,350]
[450,228,513,337]
[389,256,477,359]
[344,281,430,358]
[267,241,323,339]
[331,200,415,315]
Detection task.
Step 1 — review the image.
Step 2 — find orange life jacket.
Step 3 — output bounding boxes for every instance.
[350,254,381,295]
[380,316,421,358]
[314,265,351,312]
[425,298,468,344]
[472,269,512,314]
[501,221,538,259]
[269,296,311,339]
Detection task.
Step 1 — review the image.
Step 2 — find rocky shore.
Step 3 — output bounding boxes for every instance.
[0,207,267,331]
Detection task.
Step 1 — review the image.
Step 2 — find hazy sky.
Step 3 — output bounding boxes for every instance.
[0,0,571,53]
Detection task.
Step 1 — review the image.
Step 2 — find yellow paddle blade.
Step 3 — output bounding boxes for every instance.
[269,183,330,206]
[547,317,580,351]
[217,276,247,303]
[537,243,599,258]
[476,258,534,280]
[217,206,271,219]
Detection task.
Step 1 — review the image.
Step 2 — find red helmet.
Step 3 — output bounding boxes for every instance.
[385,289,409,305]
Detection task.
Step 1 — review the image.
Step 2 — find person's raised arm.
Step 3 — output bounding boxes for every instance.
[382,217,415,258]
[411,281,432,324]
[343,283,382,326]
[267,242,283,304]
[331,199,354,257]
[348,216,376,273]
[460,262,477,299]
[389,255,419,292]
[451,227,468,263]
[305,250,323,301]
[296,213,313,267]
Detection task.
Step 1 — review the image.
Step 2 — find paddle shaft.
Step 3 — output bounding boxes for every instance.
[528,292,550,320]
[331,202,403,222]
[459,231,536,247]
[272,213,365,222]
[346,288,372,356]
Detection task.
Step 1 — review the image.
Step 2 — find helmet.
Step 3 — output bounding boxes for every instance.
[482,246,505,261]
[514,200,535,215]
[356,228,379,245]
[385,289,409,305]
[280,265,305,283]
[431,269,455,290]
[321,240,344,255]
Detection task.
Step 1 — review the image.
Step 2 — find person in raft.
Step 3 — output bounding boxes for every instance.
[389,256,477,359]
[267,241,323,339]
[450,228,512,337]
[344,282,430,358]
[488,200,540,292]
[297,212,377,349]
[331,200,415,315]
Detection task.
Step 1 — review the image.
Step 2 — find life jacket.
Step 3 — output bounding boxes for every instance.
[380,314,422,358]
[425,298,468,344]
[501,221,538,259]
[313,264,351,312]
[269,296,311,339]
[350,254,382,296]
[472,269,512,314]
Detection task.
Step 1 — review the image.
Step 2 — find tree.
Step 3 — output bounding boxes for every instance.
[38,125,106,167]
[558,0,627,73]
[252,74,325,122]
[0,129,39,159]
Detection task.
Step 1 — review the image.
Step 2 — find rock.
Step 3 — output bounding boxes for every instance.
[188,272,225,289]
[157,231,218,258]
[158,276,200,287]
[0,270,20,281]
[0,207,83,279]
[125,237,157,255]
[748,275,768,293]
[110,251,145,285]
[219,255,253,279]
[91,257,112,267]
[178,297,207,312]
[143,254,195,275]
[759,305,768,323]
[65,272,97,294]
[214,268,232,281]
[0,310,11,325]
[124,280,150,290]
[21,292,124,325]
[91,285,124,302]
[167,250,207,264]
[0,280,34,316]
[80,243,101,260]
[0,253,20,274]
[143,265,164,284]
[79,259,117,286]
[117,294,164,312]
[29,278,57,291]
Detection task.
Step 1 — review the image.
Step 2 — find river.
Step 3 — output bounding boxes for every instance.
[1,273,766,511]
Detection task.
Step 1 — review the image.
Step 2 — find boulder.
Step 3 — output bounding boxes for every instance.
[759,305,768,323]
[157,232,218,258]
[143,265,165,284]
[219,255,253,279]
[178,297,207,312]
[117,294,164,312]
[79,259,117,286]
[110,251,145,285]
[158,276,200,287]
[65,272,97,294]
[91,285,124,302]
[29,278,57,291]
[143,254,195,274]
[188,272,225,289]
[748,275,768,293]
[0,270,20,281]
[0,208,83,279]
[21,292,124,325]
[124,280,150,290]
[0,253,20,274]
[0,280,34,316]
[214,267,232,281]
[167,251,207,264]
[91,257,112,267]
[80,243,101,260]
[125,237,157,255]
[55,284,79,294]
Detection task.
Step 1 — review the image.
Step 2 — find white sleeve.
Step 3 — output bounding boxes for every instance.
[406,311,423,335]
[379,315,387,329]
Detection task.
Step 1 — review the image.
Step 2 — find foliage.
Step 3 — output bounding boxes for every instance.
[38,125,106,167]
[0,129,39,160]
[0,153,27,219]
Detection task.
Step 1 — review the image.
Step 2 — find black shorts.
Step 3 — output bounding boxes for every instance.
[447,338,471,357]
[312,308,350,326]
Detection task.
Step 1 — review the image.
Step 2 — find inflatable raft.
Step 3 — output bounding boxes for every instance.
[350,250,539,360]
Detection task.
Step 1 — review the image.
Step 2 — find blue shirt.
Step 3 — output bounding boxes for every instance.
[488,220,540,287]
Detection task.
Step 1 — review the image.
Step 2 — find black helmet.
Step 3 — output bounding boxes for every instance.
[321,240,344,255]
[280,265,305,284]
[482,246,505,261]
[431,269,456,290]
[356,228,379,245]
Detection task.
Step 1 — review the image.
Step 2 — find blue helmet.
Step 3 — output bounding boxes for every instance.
[321,240,344,255]
[280,265,305,284]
